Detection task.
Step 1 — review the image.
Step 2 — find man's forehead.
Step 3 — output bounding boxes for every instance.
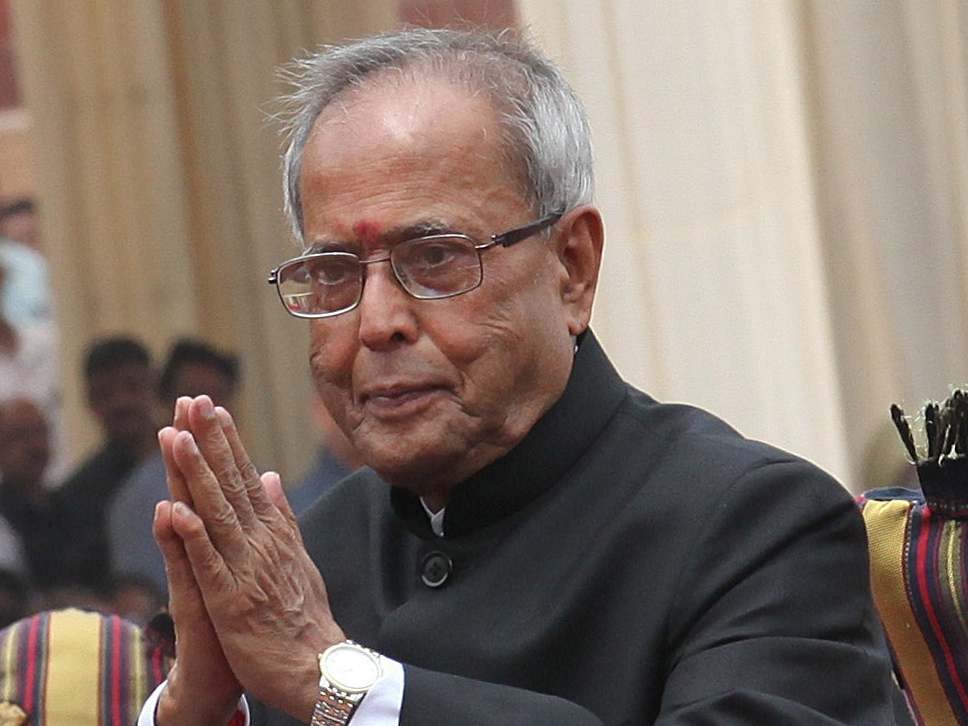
[308,77,496,157]
[352,220,382,246]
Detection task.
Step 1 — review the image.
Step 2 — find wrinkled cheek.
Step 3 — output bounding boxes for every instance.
[308,328,356,416]
[310,373,359,437]
[308,321,351,375]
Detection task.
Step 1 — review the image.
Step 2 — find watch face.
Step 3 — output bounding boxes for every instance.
[322,643,381,693]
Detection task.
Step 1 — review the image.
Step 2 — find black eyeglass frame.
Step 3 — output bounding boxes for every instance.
[267,211,563,319]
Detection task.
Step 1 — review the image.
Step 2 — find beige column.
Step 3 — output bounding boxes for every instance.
[12,0,395,479]
[520,0,851,485]
[802,0,968,482]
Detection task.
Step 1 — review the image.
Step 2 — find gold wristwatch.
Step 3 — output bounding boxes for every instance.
[310,640,383,725]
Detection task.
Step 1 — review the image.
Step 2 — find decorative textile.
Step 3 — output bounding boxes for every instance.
[860,389,968,725]
[0,608,171,726]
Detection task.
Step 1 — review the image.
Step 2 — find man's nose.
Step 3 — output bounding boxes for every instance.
[357,263,419,350]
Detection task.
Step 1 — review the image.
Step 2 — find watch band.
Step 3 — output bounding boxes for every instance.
[310,687,359,725]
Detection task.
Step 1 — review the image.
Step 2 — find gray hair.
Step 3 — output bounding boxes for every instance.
[277,27,594,242]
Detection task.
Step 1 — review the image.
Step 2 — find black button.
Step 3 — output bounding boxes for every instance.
[420,551,453,588]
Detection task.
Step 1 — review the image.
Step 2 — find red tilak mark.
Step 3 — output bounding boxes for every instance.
[352,220,382,246]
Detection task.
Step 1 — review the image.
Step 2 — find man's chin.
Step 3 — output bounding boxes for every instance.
[363,438,463,492]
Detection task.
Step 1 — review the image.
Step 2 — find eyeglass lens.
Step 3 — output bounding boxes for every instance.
[276,235,484,316]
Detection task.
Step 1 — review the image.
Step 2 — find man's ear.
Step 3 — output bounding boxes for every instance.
[553,205,604,336]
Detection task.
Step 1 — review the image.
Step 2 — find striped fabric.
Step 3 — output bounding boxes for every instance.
[0,608,171,726]
[860,488,968,725]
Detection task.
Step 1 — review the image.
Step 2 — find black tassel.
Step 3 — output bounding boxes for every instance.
[891,404,918,462]
[891,390,968,517]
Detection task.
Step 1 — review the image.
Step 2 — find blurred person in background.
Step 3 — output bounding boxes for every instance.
[0,262,65,481]
[0,397,60,591]
[111,573,166,627]
[0,265,58,420]
[0,198,49,327]
[0,570,29,629]
[109,338,239,593]
[0,198,40,253]
[56,337,157,593]
[286,392,362,515]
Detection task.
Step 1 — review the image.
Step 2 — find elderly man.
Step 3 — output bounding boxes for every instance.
[140,28,900,726]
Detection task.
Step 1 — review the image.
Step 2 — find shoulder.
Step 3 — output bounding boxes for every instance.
[616,387,778,462]
[597,387,854,523]
[58,449,107,488]
[56,445,120,497]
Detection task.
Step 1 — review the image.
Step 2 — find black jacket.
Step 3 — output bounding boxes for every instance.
[253,332,899,724]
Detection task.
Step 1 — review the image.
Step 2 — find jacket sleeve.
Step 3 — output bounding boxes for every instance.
[398,666,603,725]
[653,459,902,725]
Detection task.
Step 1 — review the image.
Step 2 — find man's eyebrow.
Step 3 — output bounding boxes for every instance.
[394,219,458,239]
[304,219,462,255]
[304,239,353,255]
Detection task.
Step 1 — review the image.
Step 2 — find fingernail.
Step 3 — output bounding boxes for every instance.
[198,396,215,419]
[215,406,232,427]
[177,430,199,453]
[153,501,164,523]
[173,501,190,517]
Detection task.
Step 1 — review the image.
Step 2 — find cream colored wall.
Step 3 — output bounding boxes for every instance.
[12,0,967,491]
[11,0,396,480]
[520,0,968,490]
[522,0,850,484]
[802,0,968,485]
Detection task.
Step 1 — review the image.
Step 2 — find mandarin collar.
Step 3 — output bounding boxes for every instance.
[391,330,627,539]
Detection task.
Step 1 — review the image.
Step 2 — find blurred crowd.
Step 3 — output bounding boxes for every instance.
[0,196,360,631]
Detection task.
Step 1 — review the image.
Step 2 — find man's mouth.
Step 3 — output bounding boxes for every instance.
[360,384,447,419]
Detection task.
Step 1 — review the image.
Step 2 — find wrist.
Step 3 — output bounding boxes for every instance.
[157,677,240,726]
[291,629,347,720]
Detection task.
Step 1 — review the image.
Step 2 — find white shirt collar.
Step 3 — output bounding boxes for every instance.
[419,498,446,537]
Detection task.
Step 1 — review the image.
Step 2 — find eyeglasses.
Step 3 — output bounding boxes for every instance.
[268,212,562,319]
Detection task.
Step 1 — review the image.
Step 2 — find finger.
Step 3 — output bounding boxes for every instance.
[174,396,191,430]
[261,471,304,546]
[171,429,249,564]
[169,500,236,605]
[188,396,257,528]
[154,500,206,617]
[159,427,193,506]
[216,406,274,522]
